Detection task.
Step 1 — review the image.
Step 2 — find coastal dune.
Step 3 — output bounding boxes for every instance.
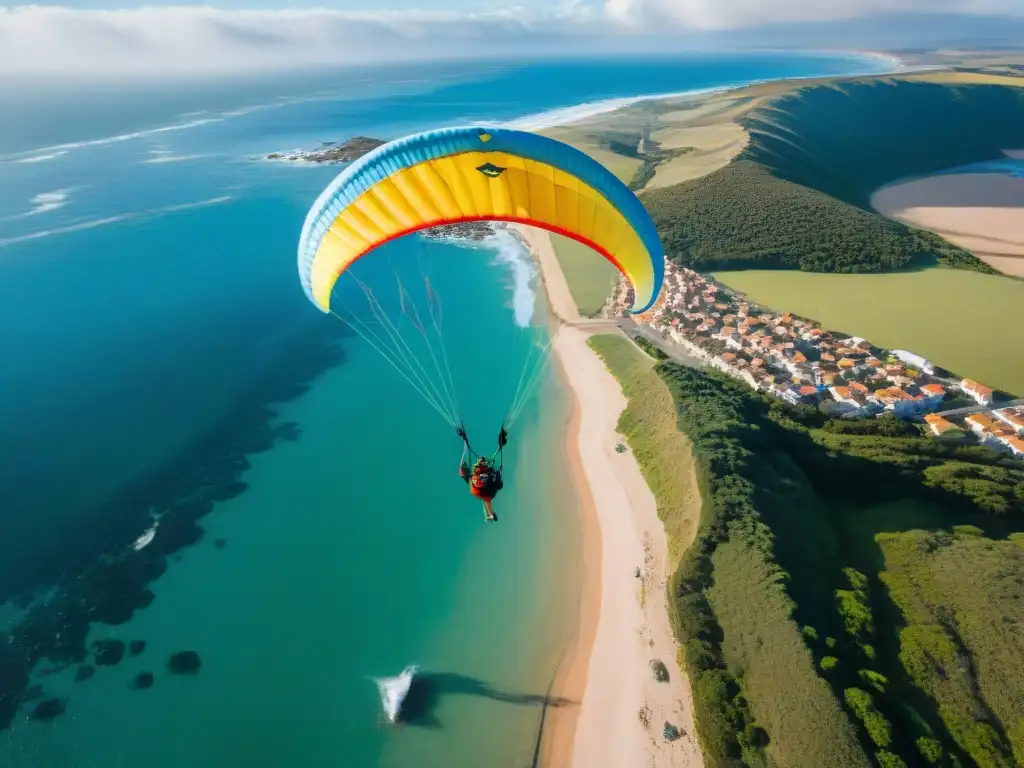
[872,169,1024,277]
[514,224,703,768]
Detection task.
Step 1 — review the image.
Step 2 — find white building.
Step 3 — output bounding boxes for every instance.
[961,379,995,406]
[994,407,1024,435]
[892,349,935,375]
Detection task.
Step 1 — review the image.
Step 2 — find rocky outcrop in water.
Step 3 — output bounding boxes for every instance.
[265,137,385,164]
[421,222,503,242]
[129,640,146,657]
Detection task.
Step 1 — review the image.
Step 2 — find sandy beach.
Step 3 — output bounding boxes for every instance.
[515,224,702,768]
[871,171,1024,277]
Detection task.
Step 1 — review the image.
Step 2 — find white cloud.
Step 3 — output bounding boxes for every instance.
[0,2,1020,78]
[605,0,1022,31]
[0,5,599,78]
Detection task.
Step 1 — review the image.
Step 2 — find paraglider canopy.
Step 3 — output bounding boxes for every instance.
[297,125,664,316]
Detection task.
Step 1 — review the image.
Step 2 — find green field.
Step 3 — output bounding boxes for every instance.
[714,267,1024,396]
[551,235,619,317]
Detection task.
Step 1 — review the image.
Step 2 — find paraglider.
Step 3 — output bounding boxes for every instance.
[457,425,507,521]
[296,125,664,519]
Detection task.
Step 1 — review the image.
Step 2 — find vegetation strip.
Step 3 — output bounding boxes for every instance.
[590,332,1024,768]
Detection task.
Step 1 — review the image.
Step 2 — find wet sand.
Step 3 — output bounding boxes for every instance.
[872,171,1024,277]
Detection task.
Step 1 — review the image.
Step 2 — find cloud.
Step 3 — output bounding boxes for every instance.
[0,2,1021,78]
[0,5,600,78]
[606,0,1022,30]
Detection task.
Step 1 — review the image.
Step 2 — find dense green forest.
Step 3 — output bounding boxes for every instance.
[591,334,1024,768]
[641,80,1024,275]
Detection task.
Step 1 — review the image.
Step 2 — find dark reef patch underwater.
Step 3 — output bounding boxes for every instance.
[0,319,350,733]
[130,672,155,690]
[167,651,202,675]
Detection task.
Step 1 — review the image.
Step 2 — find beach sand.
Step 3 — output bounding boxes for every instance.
[514,224,703,768]
[872,171,1024,277]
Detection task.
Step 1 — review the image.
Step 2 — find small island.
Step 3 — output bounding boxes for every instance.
[265,136,385,165]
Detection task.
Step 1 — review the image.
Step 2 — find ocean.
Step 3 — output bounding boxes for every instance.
[0,51,890,767]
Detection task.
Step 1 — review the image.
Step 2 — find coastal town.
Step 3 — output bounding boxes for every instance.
[613,261,1024,460]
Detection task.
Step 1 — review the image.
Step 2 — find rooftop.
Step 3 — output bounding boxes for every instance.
[962,378,994,396]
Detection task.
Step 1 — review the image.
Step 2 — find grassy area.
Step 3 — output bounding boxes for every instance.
[878,528,1024,766]
[550,235,619,317]
[898,72,1024,87]
[639,79,1024,278]
[582,339,1024,767]
[539,124,645,184]
[713,267,1024,397]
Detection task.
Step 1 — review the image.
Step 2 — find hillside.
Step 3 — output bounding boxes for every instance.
[592,333,1024,768]
[642,79,1024,275]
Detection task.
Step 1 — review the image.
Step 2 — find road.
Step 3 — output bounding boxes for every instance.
[615,317,707,368]
[934,398,1024,419]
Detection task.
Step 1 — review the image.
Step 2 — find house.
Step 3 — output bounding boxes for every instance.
[919,384,946,401]
[1003,436,1024,458]
[924,414,960,437]
[994,407,1024,434]
[865,357,884,369]
[782,388,804,405]
[798,385,819,399]
[965,413,999,440]
[961,379,994,406]
[892,350,936,374]
[830,386,863,408]
[869,388,918,417]
[849,382,870,396]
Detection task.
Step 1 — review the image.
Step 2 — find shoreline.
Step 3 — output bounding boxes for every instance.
[871,170,1024,277]
[516,223,702,767]
[259,51,902,166]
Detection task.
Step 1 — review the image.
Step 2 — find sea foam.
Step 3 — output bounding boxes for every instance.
[374,664,418,723]
[488,228,537,329]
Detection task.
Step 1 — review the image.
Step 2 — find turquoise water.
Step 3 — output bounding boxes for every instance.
[939,156,1024,178]
[0,52,888,766]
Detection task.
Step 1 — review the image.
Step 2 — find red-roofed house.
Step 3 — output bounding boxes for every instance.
[961,378,994,406]
[994,408,1024,434]
[924,413,960,438]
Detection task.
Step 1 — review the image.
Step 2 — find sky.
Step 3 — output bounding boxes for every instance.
[1,1,1023,78]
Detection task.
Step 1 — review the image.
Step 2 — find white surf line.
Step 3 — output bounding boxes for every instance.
[0,196,233,247]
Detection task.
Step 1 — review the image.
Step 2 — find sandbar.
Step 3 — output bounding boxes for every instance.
[872,171,1024,277]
